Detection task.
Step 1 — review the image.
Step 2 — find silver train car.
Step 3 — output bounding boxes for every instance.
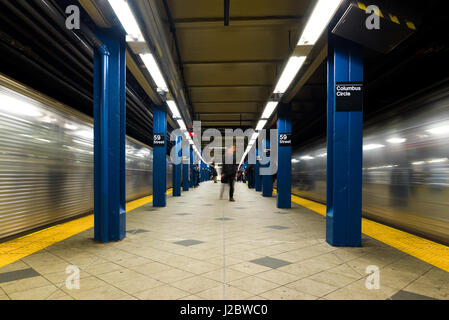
[292,85,449,244]
[0,74,172,240]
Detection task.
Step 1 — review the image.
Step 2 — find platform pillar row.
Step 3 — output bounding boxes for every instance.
[153,106,167,207]
[276,103,292,208]
[172,135,182,196]
[182,142,190,191]
[326,34,363,247]
[189,147,194,188]
[93,28,126,242]
[261,135,273,197]
[255,146,262,192]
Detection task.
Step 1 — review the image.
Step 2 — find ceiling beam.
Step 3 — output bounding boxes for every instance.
[78,0,110,27]
[182,59,283,65]
[188,84,272,88]
[196,112,260,114]
[174,17,302,29]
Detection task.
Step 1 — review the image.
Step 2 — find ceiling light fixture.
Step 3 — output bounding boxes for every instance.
[297,0,343,46]
[256,120,267,131]
[261,101,279,119]
[166,100,181,118]
[273,56,307,94]
[140,53,169,92]
[108,0,144,42]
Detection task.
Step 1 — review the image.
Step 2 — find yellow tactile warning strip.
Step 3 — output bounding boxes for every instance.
[0,189,172,268]
[291,194,449,272]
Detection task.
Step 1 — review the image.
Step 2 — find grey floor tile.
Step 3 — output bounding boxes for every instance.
[174,240,204,247]
[266,226,289,230]
[250,257,292,269]
[0,268,40,284]
[390,290,438,300]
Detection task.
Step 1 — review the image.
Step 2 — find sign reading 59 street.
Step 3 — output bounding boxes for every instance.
[153,134,165,146]
[279,133,291,146]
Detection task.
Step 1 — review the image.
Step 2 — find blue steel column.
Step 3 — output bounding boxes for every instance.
[93,28,126,242]
[153,106,167,207]
[326,34,363,247]
[182,141,190,191]
[173,135,182,196]
[277,103,292,208]
[255,147,261,192]
[262,137,273,197]
[189,147,194,188]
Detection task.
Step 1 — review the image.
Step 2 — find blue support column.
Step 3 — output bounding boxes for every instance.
[255,147,262,192]
[93,28,126,242]
[182,140,189,191]
[326,34,363,247]
[173,135,182,196]
[277,103,292,208]
[153,106,167,207]
[262,138,273,197]
[189,147,194,188]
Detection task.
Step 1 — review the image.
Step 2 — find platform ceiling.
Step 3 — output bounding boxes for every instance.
[159,0,312,129]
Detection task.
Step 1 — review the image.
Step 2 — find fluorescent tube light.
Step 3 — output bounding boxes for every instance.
[273,56,306,94]
[177,119,186,130]
[297,0,343,46]
[261,101,279,119]
[166,100,181,118]
[140,53,168,92]
[250,132,259,141]
[256,120,267,131]
[108,0,144,41]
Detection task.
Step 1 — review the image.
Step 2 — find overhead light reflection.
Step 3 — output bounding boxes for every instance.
[363,144,385,151]
[427,125,449,135]
[387,138,407,144]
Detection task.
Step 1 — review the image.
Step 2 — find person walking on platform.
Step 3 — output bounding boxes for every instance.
[211,162,218,183]
[220,146,237,201]
[247,164,255,188]
[193,164,200,187]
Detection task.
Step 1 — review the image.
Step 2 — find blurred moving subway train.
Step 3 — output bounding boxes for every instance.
[292,83,449,244]
[0,74,173,240]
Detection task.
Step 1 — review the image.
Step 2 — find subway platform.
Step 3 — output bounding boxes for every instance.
[0,181,448,300]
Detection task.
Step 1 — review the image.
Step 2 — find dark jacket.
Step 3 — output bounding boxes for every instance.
[222,164,237,180]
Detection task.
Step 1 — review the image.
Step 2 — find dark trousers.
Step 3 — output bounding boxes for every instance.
[229,179,235,198]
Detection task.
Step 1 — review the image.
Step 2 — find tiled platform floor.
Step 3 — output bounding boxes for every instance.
[1,181,448,300]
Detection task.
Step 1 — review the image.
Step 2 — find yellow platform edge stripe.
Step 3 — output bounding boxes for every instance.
[290,194,449,272]
[0,189,172,268]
